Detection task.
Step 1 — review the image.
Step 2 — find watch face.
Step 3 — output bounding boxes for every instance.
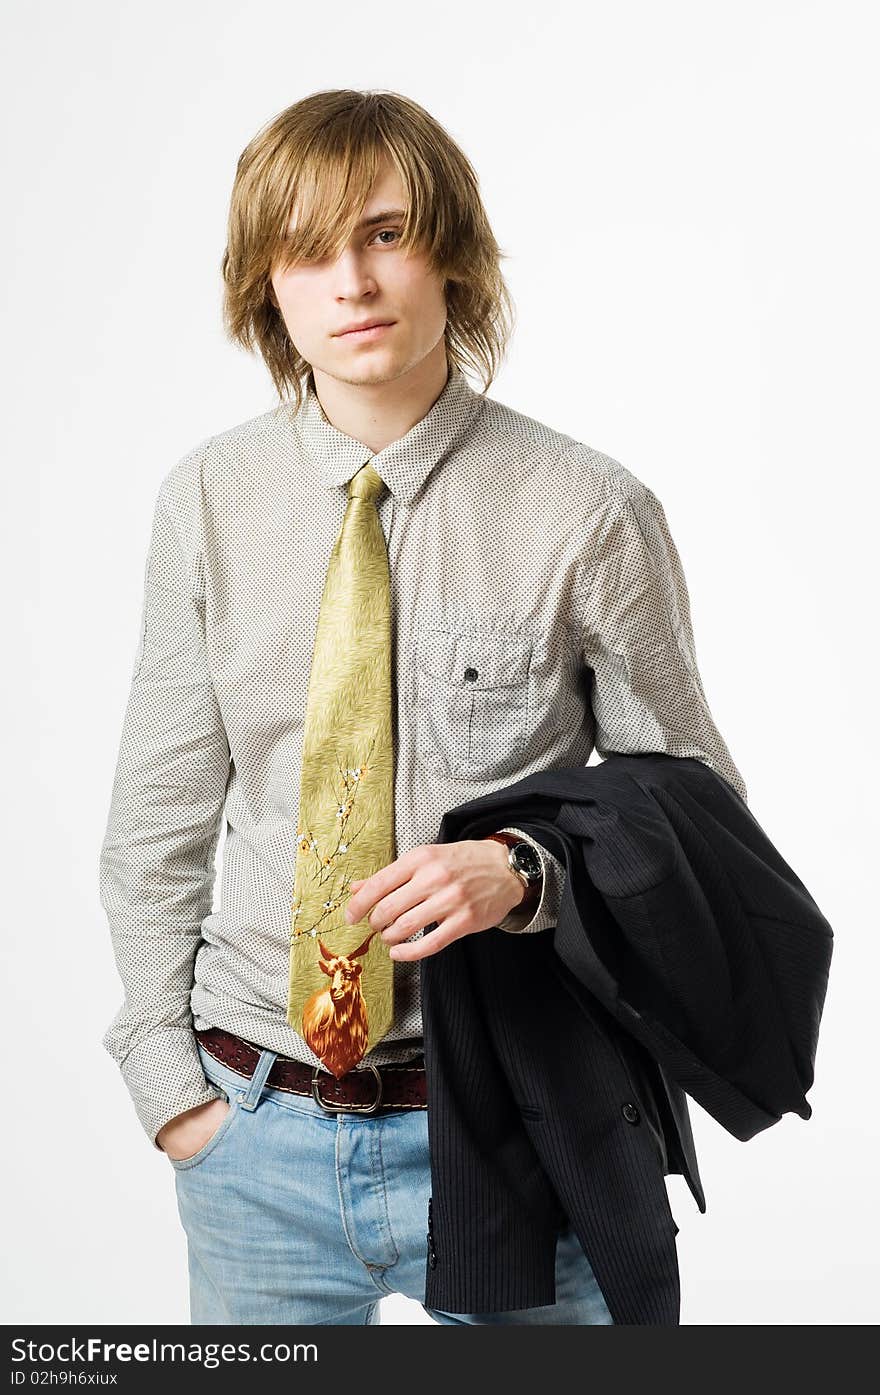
[511,842,542,883]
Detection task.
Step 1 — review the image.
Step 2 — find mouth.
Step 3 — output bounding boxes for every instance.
[335,321,396,340]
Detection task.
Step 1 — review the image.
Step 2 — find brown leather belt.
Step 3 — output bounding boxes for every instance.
[195,1026,427,1115]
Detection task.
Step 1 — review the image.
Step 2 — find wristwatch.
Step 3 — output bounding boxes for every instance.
[484,832,544,929]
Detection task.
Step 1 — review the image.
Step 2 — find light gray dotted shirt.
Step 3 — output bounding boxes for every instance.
[98,364,747,1147]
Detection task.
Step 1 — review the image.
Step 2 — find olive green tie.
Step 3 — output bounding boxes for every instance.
[287,460,396,1077]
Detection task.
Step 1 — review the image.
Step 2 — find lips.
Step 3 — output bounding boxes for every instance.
[336,321,395,337]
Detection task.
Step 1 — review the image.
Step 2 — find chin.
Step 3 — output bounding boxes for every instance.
[340,355,406,384]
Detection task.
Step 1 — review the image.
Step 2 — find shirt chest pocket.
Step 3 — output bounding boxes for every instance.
[413,629,535,779]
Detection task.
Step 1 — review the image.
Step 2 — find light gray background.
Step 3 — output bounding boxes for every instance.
[3,0,876,1325]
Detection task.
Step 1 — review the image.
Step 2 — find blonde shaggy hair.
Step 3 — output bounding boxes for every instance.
[220,89,515,413]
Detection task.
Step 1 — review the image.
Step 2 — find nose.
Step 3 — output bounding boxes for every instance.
[332,247,378,299]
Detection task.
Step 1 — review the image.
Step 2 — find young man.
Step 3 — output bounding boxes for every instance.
[99,89,746,1326]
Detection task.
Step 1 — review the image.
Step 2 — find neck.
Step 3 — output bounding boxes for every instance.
[310,345,451,454]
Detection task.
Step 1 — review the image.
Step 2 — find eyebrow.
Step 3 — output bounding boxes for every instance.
[354,208,407,229]
[285,208,406,242]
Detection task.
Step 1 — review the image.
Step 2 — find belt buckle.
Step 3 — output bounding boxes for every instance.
[311,1062,384,1115]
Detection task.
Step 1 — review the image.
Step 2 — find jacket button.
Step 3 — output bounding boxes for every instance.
[463,667,478,681]
[621,1101,640,1124]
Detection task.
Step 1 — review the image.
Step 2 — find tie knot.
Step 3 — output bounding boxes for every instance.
[348,460,387,507]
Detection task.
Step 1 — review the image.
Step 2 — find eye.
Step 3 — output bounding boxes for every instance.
[372,228,401,246]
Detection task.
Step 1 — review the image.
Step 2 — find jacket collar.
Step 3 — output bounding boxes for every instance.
[292,363,483,502]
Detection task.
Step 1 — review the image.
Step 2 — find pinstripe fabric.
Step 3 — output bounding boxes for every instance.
[420,920,684,1323]
[98,364,747,1146]
[420,751,831,1322]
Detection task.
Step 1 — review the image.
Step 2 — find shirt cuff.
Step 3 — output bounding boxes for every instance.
[492,825,565,933]
[110,1025,226,1150]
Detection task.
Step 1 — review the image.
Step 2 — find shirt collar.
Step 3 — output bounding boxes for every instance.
[292,363,483,502]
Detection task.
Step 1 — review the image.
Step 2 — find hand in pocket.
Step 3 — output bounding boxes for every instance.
[158,1096,231,1162]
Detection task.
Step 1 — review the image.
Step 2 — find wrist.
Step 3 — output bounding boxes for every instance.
[483,832,543,921]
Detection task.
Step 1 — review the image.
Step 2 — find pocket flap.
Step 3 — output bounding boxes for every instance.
[416,630,532,688]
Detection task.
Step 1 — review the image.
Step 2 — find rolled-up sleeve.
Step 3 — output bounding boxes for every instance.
[491,825,565,934]
[578,483,748,804]
[98,468,231,1149]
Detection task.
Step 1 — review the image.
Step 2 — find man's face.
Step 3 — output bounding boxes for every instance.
[270,161,448,387]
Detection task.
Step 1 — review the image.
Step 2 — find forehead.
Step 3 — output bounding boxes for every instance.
[360,158,405,206]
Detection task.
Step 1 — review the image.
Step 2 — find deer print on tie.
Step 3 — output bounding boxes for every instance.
[286,461,397,1076]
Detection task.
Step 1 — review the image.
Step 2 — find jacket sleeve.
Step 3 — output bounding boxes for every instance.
[98,470,231,1150]
[577,483,748,805]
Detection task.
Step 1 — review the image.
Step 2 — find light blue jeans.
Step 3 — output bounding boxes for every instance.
[169,1039,614,1326]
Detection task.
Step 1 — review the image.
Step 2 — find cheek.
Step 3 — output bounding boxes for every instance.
[277,295,324,352]
[400,266,447,327]
[274,272,321,325]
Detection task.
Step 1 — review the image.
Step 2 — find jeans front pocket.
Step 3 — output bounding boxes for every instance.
[167,1087,244,1172]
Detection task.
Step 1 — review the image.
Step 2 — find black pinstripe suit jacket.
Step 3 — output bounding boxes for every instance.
[419,753,833,1325]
